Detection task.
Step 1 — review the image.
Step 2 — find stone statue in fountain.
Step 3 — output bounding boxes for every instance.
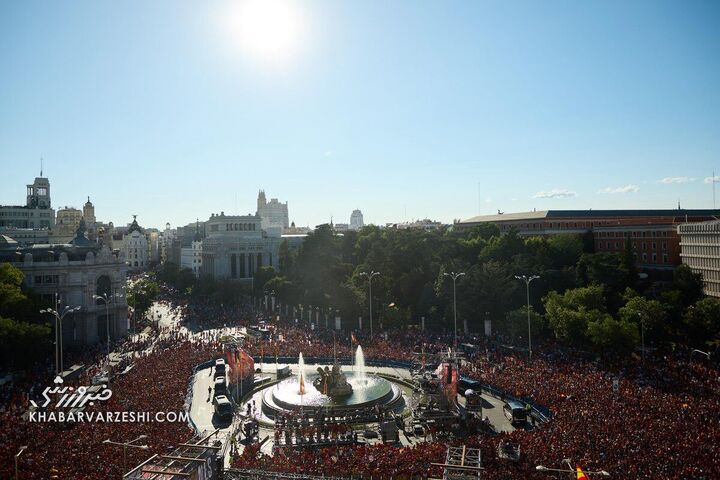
[314,362,353,397]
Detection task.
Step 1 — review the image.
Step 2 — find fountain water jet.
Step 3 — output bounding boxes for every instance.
[298,352,306,395]
[355,345,366,382]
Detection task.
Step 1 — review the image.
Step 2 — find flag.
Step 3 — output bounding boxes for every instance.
[351,333,357,344]
[577,466,588,480]
[299,374,306,395]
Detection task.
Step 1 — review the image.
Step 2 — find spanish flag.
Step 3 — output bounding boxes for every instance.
[351,333,358,344]
[299,373,306,395]
[577,466,588,480]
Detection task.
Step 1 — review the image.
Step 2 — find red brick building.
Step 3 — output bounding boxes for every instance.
[457,209,720,271]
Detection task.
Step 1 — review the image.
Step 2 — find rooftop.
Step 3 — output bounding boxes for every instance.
[460,209,720,224]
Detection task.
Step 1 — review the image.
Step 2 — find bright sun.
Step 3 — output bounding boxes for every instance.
[230,0,305,65]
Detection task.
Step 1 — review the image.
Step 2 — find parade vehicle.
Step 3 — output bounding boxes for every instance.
[213,395,233,421]
[214,377,228,397]
[458,377,482,396]
[215,359,226,376]
[503,400,528,426]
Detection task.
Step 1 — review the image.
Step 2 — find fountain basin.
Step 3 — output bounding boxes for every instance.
[262,372,403,416]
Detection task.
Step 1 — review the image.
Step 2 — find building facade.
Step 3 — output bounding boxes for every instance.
[180,222,203,276]
[678,220,720,297]
[257,190,289,237]
[0,226,129,346]
[458,209,720,271]
[52,207,83,243]
[201,212,280,280]
[121,216,149,271]
[0,175,55,230]
[350,209,364,230]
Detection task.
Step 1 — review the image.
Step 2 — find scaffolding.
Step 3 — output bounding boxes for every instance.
[123,430,222,479]
[432,445,483,480]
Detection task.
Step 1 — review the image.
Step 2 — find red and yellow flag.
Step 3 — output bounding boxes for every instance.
[299,374,306,395]
[576,466,588,480]
[351,333,357,344]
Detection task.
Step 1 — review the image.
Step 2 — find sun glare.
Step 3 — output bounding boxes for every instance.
[229,0,305,65]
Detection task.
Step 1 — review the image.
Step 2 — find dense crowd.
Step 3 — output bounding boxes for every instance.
[0,327,222,479]
[1,282,719,479]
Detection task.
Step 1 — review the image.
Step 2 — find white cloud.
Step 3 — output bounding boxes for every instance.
[485,197,492,203]
[704,176,720,184]
[659,176,695,184]
[598,184,640,194]
[533,188,576,199]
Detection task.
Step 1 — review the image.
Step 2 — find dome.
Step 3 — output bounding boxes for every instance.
[128,215,144,234]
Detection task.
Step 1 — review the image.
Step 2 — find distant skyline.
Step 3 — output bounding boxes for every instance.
[1,0,719,229]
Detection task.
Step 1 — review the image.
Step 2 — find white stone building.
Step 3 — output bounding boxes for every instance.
[0,174,55,230]
[257,190,289,237]
[678,220,720,297]
[350,209,364,230]
[0,224,129,346]
[121,216,149,271]
[201,212,279,280]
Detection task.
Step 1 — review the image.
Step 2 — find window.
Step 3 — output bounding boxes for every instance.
[652,253,657,263]
[663,254,668,263]
[642,253,647,262]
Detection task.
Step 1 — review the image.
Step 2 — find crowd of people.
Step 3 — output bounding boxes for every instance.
[1,281,719,479]
[0,317,223,479]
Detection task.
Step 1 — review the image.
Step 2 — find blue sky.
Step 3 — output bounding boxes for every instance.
[1,0,719,229]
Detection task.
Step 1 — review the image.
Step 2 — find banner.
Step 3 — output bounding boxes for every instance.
[226,348,254,383]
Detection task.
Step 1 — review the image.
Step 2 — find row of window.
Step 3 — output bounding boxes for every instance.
[0,210,53,217]
[501,220,635,230]
[597,241,668,251]
[596,231,670,238]
[684,256,720,270]
[632,252,669,264]
[34,275,60,285]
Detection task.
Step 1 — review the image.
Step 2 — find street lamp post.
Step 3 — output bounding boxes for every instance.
[443,272,465,349]
[40,305,82,375]
[359,271,381,339]
[103,435,148,475]
[15,445,27,480]
[515,274,540,360]
[93,292,125,358]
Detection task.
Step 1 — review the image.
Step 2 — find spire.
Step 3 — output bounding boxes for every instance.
[194,218,201,242]
[40,157,43,177]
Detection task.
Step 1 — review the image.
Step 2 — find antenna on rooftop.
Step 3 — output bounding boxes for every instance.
[40,157,43,177]
[714,169,716,210]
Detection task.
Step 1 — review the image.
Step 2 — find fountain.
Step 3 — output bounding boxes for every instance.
[262,347,403,416]
[355,345,367,382]
[313,362,353,397]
